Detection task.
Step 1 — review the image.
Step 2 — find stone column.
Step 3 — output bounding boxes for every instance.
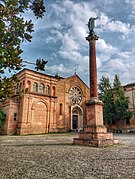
[86,33,98,99]
[73,29,118,147]
[85,33,103,127]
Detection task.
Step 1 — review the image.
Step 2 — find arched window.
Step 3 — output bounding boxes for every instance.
[14,86,16,94]
[16,83,19,94]
[60,103,62,115]
[52,86,55,96]
[27,81,31,91]
[22,80,25,90]
[39,83,44,93]
[19,83,22,92]
[33,82,38,92]
[46,85,50,95]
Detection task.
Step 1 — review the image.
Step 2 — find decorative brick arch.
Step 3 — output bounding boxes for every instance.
[31,100,48,128]
[31,100,48,110]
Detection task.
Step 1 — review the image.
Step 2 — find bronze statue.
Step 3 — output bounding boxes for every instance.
[87,17,98,34]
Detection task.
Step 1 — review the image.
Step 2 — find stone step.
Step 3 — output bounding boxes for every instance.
[73,138,118,147]
[79,132,113,140]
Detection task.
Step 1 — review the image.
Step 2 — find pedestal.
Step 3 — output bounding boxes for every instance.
[73,99,118,147]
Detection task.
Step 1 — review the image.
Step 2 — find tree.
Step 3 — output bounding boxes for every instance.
[0,0,47,101]
[99,75,133,126]
[0,110,6,127]
[99,76,115,125]
[113,74,132,123]
[0,75,17,101]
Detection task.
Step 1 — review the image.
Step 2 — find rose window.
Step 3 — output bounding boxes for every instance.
[69,87,82,104]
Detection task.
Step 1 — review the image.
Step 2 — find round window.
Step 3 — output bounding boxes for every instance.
[69,87,82,104]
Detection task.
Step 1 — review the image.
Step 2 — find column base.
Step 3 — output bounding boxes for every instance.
[73,125,118,147]
[73,137,118,147]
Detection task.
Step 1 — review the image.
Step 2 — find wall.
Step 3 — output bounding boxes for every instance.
[1,99,20,134]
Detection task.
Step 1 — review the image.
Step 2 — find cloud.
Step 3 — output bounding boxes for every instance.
[47,64,73,75]
[42,0,97,80]
[97,38,117,53]
[21,0,135,86]
[96,57,102,69]
[125,0,135,9]
[59,50,89,71]
[97,13,131,34]
[108,59,126,71]
[98,48,135,85]
[60,34,80,51]
[107,21,130,33]
[59,50,81,62]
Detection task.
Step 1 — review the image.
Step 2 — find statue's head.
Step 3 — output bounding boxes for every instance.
[89,17,92,21]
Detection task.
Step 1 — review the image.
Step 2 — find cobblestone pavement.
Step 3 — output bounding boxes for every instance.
[0,133,135,179]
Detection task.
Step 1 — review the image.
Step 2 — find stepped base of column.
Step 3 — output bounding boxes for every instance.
[73,137,118,147]
[73,126,118,147]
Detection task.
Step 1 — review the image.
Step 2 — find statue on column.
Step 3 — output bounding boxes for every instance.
[87,17,98,35]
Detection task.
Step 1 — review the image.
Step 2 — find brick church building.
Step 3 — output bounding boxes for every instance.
[1,68,90,135]
[1,68,135,135]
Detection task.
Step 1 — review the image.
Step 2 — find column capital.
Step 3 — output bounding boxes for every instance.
[86,32,99,44]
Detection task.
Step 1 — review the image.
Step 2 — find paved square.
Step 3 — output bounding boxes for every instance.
[0,133,135,179]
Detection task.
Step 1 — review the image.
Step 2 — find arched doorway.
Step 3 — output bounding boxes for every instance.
[72,114,78,129]
[71,105,83,131]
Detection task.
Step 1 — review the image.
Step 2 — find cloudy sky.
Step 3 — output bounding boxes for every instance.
[21,0,135,86]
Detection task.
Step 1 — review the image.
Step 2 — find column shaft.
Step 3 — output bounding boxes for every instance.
[89,41,98,98]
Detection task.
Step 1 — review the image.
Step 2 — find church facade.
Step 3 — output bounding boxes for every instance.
[1,69,90,135]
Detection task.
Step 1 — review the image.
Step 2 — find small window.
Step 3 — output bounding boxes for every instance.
[46,85,50,95]
[60,103,63,115]
[33,82,38,92]
[52,86,56,96]
[22,80,25,91]
[16,83,19,94]
[39,83,44,93]
[19,83,22,92]
[14,113,18,121]
[14,86,16,93]
[27,81,31,91]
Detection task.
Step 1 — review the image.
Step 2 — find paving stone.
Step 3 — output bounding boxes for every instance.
[0,133,135,179]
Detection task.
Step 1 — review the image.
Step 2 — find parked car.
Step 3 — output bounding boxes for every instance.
[127,128,135,133]
[113,129,122,133]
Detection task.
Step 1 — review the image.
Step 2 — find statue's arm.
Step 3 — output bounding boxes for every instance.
[94,17,98,20]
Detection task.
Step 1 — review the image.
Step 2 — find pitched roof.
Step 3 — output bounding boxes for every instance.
[65,73,89,89]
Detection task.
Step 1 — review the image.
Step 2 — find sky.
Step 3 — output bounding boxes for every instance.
[21,0,135,86]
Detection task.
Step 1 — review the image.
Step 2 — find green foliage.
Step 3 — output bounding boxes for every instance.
[113,74,133,122]
[35,58,48,71]
[98,76,111,95]
[0,75,18,101]
[0,0,45,73]
[99,76,115,125]
[99,75,133,125]
[0,0,46,101]
[0,110,6,127]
